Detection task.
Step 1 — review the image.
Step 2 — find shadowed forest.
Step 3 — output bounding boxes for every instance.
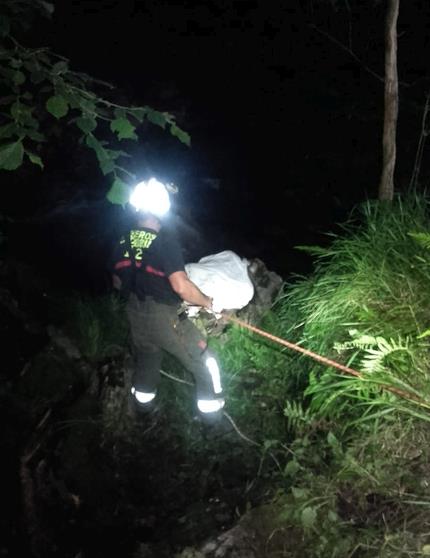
[2,1,430,557]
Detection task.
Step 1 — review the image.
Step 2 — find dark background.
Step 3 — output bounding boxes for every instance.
[4,0,430,288]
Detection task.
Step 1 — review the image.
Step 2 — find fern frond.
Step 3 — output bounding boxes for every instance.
[360,336,412,374]
[284,400,313,433]
[334,333,384,353]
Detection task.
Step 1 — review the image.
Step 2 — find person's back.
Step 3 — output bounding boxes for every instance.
[113,224,183,305]
[111,178,225,422]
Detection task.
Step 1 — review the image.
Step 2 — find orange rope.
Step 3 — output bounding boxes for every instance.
[224,315,425,405]
[226,315,362,377]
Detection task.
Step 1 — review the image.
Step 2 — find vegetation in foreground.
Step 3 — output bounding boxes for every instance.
[41,193,430,556]
[210,193,430,557]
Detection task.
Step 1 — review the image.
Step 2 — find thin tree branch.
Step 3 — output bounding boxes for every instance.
[344,0,353,50]
[410,92,430,189]
[310,24,384,83]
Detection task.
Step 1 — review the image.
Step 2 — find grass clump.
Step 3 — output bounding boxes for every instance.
[276,195,430,423]
[281,195,430,350]
[214,194,430,556]
[64,293,129,361]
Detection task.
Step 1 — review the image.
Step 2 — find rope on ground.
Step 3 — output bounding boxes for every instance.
[223,411,282,471]
[160,369,259,444]
[222,410,260,447]
[160,369,193,385]
[159,369,282,469]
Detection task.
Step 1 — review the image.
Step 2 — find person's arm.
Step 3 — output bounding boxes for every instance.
[110,233,128,292]
[169,271,213,309]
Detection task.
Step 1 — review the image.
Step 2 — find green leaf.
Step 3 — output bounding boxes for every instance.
[38,53,52,66]
[85,133,101,152]
[110,117,137,140]
[99,157,115,175]
[10,59,22,69]
[130,107,147,122]
[26,150,43,169]
[147,109,166,129]
[113,108,126,119]
[26,129,46,142]
[80,99,96,114]
[76,116,97,134]
[422,545,430,556]
[106,178,130,206]
[23,116,38,129]
[10,101,21,120]
[301,507,317,530]
[291,486,309,500]
[10,102,37,128]
[294,245,330,256]
[12,71,26,86]
[327,510,339,523]
[327,431,338,448]
[170,124,191,146]
[0,122,18,139]
[63,91,82,110]
[46,95,68,118]
[284,459,300,477]
[86,134,116,175]
[417,329,430,339]
[52,61,68,75]
[0,141,24,170]
[263,439,277,450]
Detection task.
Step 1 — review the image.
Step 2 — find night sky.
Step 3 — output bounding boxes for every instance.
[7,0,430,284]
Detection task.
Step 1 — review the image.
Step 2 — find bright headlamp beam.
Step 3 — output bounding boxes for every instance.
[129,178,171,217]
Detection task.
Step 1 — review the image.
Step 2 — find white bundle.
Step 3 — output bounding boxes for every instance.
[185,250,254,314]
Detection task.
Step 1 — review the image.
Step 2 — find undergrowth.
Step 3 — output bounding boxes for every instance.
[63,293,129,360]
[54,194,430,556]
[213,193,430,556]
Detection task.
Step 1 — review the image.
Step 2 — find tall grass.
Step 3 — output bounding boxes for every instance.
[281,196,430,345]
[274,195,430,423]
[208,194,430,556]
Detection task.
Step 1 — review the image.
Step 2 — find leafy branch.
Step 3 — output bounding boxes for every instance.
[0,26,190,204]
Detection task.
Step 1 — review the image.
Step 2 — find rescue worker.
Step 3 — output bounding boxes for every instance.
[111,178,225,421]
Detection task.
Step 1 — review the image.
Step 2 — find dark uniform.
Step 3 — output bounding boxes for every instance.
[112,226,223,408]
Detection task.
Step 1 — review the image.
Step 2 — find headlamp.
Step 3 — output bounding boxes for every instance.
[129,178,171,217]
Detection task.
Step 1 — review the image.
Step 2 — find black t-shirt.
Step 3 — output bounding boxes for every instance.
[112,226,185,305]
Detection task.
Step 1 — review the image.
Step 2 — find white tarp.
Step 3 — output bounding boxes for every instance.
[185,250,254,314]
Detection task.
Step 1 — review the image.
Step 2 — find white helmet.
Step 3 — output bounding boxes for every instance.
[129,178,171,217]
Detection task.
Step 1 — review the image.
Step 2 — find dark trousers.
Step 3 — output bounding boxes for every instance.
[126,294,220,400]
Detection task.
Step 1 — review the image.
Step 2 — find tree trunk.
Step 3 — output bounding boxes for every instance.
[378,0,400,201]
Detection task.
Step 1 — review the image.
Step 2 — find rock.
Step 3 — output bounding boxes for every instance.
[175,501,287,558]
[243,257,283,321]
[200,523,258,558]
[175,548,205,558]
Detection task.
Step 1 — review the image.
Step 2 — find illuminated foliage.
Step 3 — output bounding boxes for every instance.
[0,0,190,204]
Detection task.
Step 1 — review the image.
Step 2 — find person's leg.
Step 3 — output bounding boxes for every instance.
[132,345,162,397]
[126,295,162,410]
[154,309,224,418]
